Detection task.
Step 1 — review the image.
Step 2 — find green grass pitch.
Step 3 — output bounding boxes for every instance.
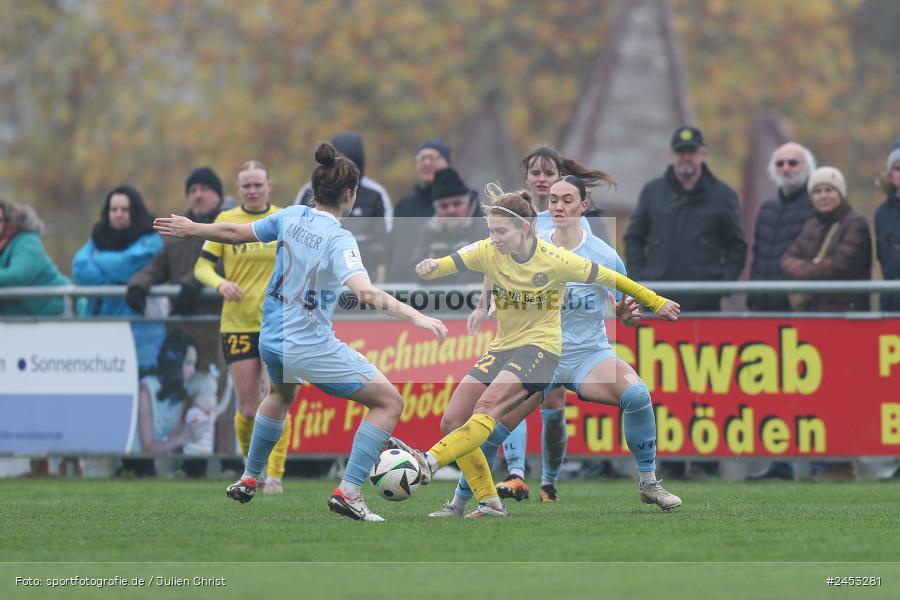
[1,478,898,599]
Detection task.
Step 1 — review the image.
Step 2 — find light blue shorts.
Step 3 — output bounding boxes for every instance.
[260,338,377,399]
[545,344,618,399]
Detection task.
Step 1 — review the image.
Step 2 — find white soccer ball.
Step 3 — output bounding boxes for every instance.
[369,448,422,501]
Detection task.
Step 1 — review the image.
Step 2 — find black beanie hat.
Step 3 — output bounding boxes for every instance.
[431,167,469,201]
[185,167,223,199]
[417,138,451,164]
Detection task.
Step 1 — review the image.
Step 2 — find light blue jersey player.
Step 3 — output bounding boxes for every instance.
[155,143,447,522]
[433,175,681,517]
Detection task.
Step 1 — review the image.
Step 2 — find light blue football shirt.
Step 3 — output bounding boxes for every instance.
[252,205,366,355]
[538,228,625,351]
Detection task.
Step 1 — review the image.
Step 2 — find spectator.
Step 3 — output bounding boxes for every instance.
[782,166,872,312]
[747,143,817,311]
[72,185,161,316]
[875,139,900,312]
[521,145,604,238]
[126,167,225,316]
[624,126,747,312]
[386,138,451,282]
[0,199,71,316]
[296,132,393,279]
[410,167,486,285]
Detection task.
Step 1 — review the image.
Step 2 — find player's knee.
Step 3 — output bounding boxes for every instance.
[440,414,464,435]
[381,392,403,421]
[619,383,651,413]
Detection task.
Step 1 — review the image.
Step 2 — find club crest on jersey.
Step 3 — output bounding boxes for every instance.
[532,272,548,286]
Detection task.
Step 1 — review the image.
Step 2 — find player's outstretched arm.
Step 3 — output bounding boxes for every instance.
[414,254,467,281]
[609,291,641,326]
[345,273,448,342]
[590,261,679,320]
[467,275,495,335]
[154,214,256,244]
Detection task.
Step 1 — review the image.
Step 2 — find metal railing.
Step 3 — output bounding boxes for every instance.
[2,280,900,318]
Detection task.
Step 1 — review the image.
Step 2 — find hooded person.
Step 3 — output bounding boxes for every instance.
[409,167,486,285]
[126,167,225,315]
[72,185,162,316]
[781,166,872,311]
[295,132,393,276]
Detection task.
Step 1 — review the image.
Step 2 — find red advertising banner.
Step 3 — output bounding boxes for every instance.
[287,318,900,458]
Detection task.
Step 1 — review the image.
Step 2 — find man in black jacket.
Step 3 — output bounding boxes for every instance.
[747,143,817,311]
[624,127,747,312]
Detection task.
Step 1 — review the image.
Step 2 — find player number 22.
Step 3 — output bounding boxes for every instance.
[475,353,496,374]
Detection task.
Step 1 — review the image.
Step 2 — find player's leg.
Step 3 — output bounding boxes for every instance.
[227,373,296,504]
[500,420,527,483]
[340,370,403,497]
[577,357,681,511]
[429,375,493,516]
[229,356,259,458]
[538,385,567,502]
[321,370,403,522]
[261,362,291,493]
[400,372,528,517]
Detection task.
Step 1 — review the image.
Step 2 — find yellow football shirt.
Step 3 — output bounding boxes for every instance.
[194,204,281,332]
[423,237,668,355]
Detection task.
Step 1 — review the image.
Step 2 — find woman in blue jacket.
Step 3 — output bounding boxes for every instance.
[72,185,162,316]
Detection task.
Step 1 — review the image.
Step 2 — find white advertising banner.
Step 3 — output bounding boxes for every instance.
[0,322,137,453]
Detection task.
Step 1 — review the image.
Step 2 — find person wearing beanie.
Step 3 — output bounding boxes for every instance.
[185,166,224,202]
[875,139,900,311]
[410,167,485,284]
[782,165,872,312]
[126,166,226,316]
[295,132,393,278]
[386,137,452,282]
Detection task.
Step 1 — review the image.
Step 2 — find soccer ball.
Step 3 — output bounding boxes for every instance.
[369,448,422,501]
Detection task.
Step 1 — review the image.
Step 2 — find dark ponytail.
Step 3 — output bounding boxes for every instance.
[311,142,360,206]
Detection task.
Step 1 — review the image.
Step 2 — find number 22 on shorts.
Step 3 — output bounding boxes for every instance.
[474,352,496,374]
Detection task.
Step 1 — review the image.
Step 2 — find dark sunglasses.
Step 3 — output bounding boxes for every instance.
[775,159,800,167]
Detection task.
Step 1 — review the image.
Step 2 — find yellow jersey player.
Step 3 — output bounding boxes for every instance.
[194,161,289,493]
[389,184,680,517]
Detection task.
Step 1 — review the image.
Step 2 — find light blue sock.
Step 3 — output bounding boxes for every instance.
[455,423,512,500]
[344,421,391,486]
[620,383,656,474]
[502,420,527,475]
[244,412,284,479]
[540,407,567,485]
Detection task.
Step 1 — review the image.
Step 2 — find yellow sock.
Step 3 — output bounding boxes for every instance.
[266,413,292,480]
[456,449,499,501]
[429,413,496,468]
[234,412,254,457]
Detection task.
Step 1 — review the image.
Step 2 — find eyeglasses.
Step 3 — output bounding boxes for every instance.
[416,153,443,164]
[775,159,800,168]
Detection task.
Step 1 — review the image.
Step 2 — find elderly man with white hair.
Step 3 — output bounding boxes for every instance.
[747,142,817,311]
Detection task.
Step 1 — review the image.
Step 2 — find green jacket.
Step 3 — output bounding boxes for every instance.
[0,232,71,315]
